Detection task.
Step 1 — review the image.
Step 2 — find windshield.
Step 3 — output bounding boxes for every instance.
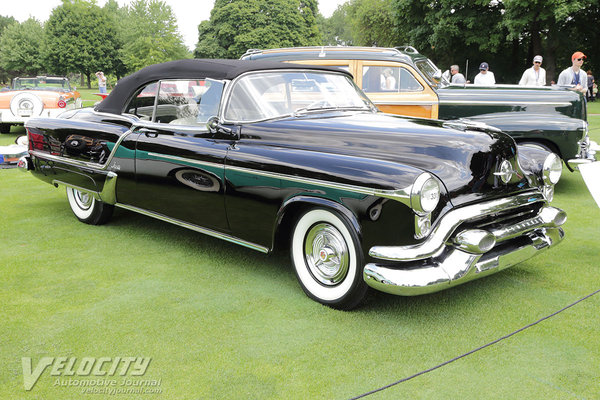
[13,77,71,91]
[224,71,374,122]
[414,59,449,87]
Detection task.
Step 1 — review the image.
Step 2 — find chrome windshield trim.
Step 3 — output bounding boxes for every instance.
[225,164,412,203]
[369,191,546,261]
[220,69,372,125]
[115,203,269,253]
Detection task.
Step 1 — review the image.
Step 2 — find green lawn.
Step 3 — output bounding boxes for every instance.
[0,115,599,399]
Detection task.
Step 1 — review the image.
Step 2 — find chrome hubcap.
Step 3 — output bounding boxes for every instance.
[304,223,349,286]
[75,190,93,210]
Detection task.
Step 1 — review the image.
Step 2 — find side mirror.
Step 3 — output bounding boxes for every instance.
[433,70,442,80]
[206,116,239,139]
[206,116,220,133]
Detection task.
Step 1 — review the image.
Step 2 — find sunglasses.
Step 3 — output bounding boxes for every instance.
[534,61,541,64]
[575,58,584,61]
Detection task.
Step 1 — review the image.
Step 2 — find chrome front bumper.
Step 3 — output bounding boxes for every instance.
[363,193,566,296]
[567,134,599,170]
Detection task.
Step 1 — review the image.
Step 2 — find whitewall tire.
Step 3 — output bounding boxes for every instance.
[66,187,114,225]
[291,208,368,309]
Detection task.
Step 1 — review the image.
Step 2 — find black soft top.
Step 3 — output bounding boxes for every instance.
[95,58,352,115]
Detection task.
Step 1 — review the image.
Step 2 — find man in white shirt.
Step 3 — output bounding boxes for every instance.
[557,51,587,94]
[474,62,495,85]
[519,55,546,86]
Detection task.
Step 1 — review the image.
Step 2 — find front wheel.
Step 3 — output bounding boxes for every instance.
[291,208,368,310]
[66,187,114,225]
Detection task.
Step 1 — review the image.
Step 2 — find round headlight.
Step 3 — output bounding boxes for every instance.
[542,153,562,185]
[411,173,440,215]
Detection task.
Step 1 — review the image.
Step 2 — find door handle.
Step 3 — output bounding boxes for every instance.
[138,128,159,138]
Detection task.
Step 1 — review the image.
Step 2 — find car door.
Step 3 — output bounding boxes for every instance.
[120,79,231,232]
[357,61,439,119]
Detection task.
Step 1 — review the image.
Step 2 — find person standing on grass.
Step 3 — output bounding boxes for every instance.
[587,70,595,101]
[95,71,107,94]
[519,55,546,86]
[474,62,496,85]
[557,52,587,95]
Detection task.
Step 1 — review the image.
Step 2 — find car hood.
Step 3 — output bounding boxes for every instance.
[241,112,532,207]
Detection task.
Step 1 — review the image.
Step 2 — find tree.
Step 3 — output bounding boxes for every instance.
[0,18,45,76]
[0,15,18,83]
[318,3,355,45]
[390,0,519,82]
[45,0,121,88]
[119,0,190,73]
[348,0,398,47]
[195,0,321,59]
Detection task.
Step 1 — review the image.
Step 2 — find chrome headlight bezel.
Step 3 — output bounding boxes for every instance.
[411,173,440,215]
[542,153,562,185]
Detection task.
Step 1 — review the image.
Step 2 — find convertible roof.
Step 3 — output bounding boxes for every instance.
[95,58,352,115]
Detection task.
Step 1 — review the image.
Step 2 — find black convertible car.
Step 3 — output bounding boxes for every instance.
[19,59,566,309]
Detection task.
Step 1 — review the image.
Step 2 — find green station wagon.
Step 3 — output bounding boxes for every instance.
[242,46,597,170]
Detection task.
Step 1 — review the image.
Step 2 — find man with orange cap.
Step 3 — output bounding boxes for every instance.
[557,51,588,94]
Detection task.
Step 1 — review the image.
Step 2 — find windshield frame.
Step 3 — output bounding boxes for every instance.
[221,69,376,124]
[12,77,72,91]
[414,58,449,88]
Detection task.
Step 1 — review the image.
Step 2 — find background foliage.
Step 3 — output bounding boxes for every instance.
[319,0,600,84]
[194,0,321,59]
[0,0,189,87]
[0,0,598,86]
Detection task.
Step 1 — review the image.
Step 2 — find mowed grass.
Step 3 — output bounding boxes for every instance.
[0,117,599,399]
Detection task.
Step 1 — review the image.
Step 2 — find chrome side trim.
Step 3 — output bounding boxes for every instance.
[373,101,436,106]
[145,152,412,203]
[52,180,102,201]
[226,165,412,203]
[29,129,134,171]
[369,191,545,261]
[147,152,219,169]
[440,100,572,106]
[114,203,269,254]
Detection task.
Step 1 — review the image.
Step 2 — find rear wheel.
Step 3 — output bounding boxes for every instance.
[291,208,368,310]
[66,187,114,225]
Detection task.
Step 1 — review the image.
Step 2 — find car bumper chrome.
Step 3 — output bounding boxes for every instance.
[17,155,32,171]
[363,196,566,296]
[567,136,599,170]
